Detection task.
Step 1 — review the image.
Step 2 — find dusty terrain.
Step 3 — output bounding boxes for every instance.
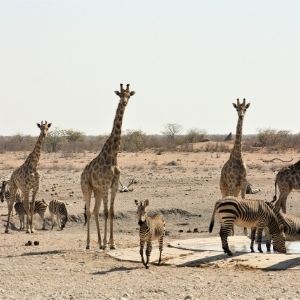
[1,149,300,300]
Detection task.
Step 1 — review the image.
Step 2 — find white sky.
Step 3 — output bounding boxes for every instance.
[0,0,300,135]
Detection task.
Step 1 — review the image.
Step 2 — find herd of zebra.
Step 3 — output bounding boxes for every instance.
[0,180,68,231]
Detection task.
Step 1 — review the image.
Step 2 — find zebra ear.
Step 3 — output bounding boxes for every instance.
[279,224,284,233]
[144,199,149,207]
[134,200,139,206]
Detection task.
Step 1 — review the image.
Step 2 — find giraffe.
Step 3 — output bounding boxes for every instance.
[5,121,51,233]
[220,98,250,199]
[81,83,135,250]
[273,160,300,213]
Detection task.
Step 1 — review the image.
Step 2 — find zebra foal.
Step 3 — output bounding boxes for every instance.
[135,200,165,269]
[14,200,48,231]
[49,200,68,230]
[209,196,286,255]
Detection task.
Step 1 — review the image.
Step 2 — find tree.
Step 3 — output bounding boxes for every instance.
[64,129,84,143]
[185,128,207,143]
[122,130,146,152]
[162,123,183,144]
[45,127,66,152]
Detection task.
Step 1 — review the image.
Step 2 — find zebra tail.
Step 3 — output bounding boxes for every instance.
[209,203,218,233]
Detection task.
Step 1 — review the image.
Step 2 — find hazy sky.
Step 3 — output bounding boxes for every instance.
[1,1,300,136]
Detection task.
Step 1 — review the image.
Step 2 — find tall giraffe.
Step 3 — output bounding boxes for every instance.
[81,83,135,250]
[273,160,300,213]
[5,121,51,233]
[220,98,250,199]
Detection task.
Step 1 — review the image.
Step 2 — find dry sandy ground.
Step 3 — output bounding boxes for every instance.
[1,149,300,300]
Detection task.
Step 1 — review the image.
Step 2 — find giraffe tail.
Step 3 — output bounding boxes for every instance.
[83,204,87,226]
[272,176,278,203]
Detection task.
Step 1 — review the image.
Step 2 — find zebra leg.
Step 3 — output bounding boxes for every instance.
[256,227,264,253]
[264,227,271,252]
[140,241,146,268]
[39,212,46,230]
[56,214,61,230]
[145,241,152,269]
[220,225,232,256]
[5,186,17,233]
[158,236,164,265]
[20,214,24,231]
[50,212,55,230]
[250,228,256,252]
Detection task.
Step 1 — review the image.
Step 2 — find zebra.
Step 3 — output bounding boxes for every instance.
[135,200,165,269]
[14,200,48,231]
[209,196,286,255]
[262,201,300,250]
[0,180,22,217]
[49,200,68,230]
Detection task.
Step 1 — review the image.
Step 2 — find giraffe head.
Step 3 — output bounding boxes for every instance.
[232,98,250,118]
[114,83,135,105]
[37,121,52,137]
[135,199,149,226]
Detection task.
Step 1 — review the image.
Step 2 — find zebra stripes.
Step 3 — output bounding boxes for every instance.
[49,200,68,230]
[0,180,22,216]
[14,200,48,231]
[209,197,286,255]
[135,200,165,269]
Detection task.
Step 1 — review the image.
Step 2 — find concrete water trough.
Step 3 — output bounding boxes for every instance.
[107,236,300,270]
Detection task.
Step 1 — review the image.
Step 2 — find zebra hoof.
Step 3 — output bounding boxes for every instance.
[110,245,116,250]
[251,249,255,253]
[4,229,9,234]
[100,245,107,250]
[227,251,233,256]
[145,265,149,269]
[86,245,90,250]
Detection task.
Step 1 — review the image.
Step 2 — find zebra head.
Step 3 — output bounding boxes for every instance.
[272,224,287,253]
[135,199,149,226]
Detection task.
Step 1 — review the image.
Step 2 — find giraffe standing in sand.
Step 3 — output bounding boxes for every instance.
[5,121,51,233]
[273,160,300,213]
[81,84,135,250]
[220,98,250,199]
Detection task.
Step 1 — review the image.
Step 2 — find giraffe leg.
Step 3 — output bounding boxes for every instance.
[109,168,120,250]
[94,189,103,249]
[101,191,108,250]
[240,179,247,199]
[81,183,92,250]
[22,191,31,234]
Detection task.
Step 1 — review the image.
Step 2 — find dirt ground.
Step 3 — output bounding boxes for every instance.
[1,149,300,300]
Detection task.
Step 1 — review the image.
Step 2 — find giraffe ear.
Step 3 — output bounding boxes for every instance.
[232,103,237,109]
[144,199,149,207]
[115,91,121,96]
[246,103,250,109]
[134,200,139,206]
[37,123,41,128]
[130,91,135,96]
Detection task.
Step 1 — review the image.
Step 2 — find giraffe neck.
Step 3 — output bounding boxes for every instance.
[24,132,45,169]
[99,100,126,161]
[230,115,244,160]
